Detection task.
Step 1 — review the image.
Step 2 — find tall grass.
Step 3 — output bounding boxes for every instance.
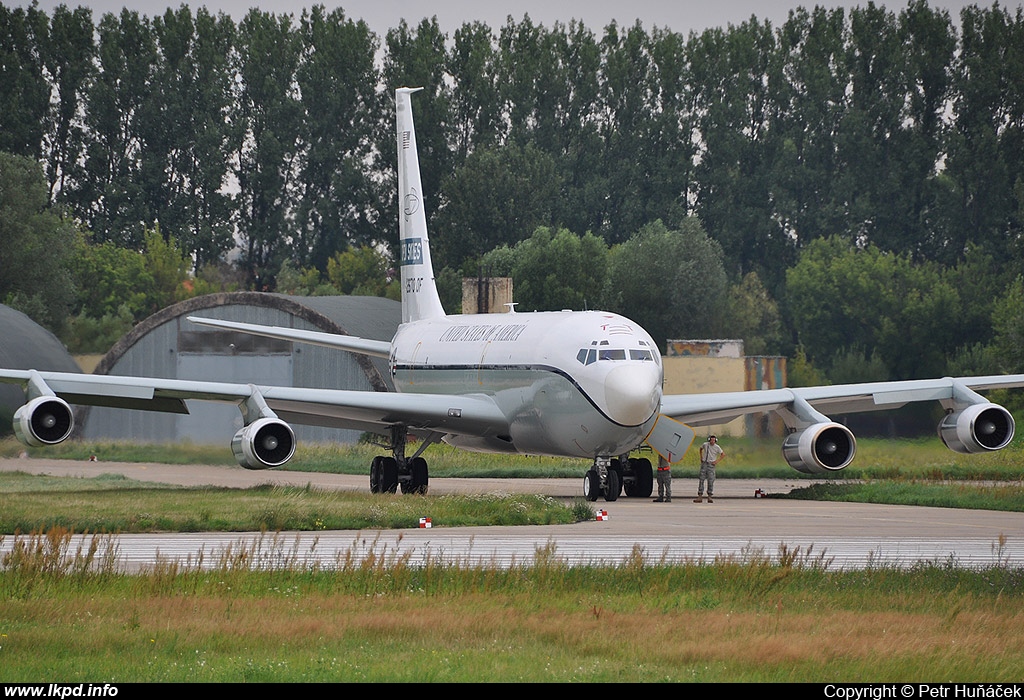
[1,528,1022,682]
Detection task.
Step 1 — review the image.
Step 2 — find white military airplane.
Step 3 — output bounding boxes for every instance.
[3,87,1024,501]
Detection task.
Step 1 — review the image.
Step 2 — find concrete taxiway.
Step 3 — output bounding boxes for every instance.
[2,457,1022,570]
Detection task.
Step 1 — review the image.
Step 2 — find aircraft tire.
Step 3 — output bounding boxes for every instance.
[370,456,383,493]
[609,459,623,497]
[604,469,620,502]
[402,457,429,495]
[634,458,654,498]
[583,469,600,502]
[381,457,399,493]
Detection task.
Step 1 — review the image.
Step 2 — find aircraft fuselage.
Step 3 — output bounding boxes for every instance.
[390,310,663,458]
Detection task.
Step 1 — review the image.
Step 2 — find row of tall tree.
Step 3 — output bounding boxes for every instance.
[2,2,1024,390]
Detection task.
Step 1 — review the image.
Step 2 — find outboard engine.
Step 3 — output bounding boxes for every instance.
[939,404,1015,454]
[782,422,856,474]
[231,417,296,469]
[13,396,74,446]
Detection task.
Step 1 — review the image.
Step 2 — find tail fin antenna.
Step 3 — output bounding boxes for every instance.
[396,87,446,323]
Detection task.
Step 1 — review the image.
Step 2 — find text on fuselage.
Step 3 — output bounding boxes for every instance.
[439,324,528,343]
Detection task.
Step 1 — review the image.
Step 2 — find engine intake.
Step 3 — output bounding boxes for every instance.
[939,403,1015,454]
[231,418,296,470]
[13,396,74,446]
[782,422,856,474]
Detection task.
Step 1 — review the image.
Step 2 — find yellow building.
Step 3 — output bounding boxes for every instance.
[663,340,787,438]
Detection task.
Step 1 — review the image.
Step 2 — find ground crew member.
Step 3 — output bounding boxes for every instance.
[653,454,672,502]
[695,435,724,503]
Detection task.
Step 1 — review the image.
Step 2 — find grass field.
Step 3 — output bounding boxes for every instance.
[1,528,1022,682]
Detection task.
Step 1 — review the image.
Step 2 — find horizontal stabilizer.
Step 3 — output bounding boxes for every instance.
[187,316,392,359]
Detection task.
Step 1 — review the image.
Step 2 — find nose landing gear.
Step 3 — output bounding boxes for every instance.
[583,455,654,501]
[583,456,620,502]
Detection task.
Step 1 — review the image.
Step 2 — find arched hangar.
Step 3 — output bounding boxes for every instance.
[0,304,82,432]
[78,292,400,445]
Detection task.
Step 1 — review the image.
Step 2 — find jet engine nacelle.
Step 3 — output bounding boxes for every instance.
[13,396,74,447]
[782,422,857,474]
[231,417,296,470]
[938,403,1015,454]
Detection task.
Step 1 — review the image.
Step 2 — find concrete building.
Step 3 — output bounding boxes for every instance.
[78,292,400,445]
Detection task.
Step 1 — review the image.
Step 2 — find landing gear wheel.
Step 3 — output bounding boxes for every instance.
[604,468,620,502]
[634,458,653,498]
[583,469,600,502]
[380,456,399,493]
[609,459,623,497]
[369,456,383,493]
[402,457,429,494]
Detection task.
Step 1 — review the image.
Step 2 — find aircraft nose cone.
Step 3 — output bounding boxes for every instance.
[604,364,661,426]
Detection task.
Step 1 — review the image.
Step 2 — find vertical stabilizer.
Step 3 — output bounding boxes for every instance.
[396,87,446,323]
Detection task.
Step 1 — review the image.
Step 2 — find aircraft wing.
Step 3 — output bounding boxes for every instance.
[0,369,510,441]
[660,375,1024,427]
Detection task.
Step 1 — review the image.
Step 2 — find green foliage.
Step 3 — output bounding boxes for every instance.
[434,266,462,313]
[232,9,303,290]
[946,342,1002,377]
[479,227,607,312]
[0,152,78,334]
[274,260,328,296]
[787,236,962,379]
[63,304,134,354]
[0,4,50,158]
[68,237,152,319]
[602,218,727,349]
[293,6,380,270]
[786,346,830,388]
[991,276,1024,373]
[142,227,194,307]
[68,227,193,323]
[435,142,562,269]
[723,271,784,356]
[827,346,889,385]
[325,246,390,296]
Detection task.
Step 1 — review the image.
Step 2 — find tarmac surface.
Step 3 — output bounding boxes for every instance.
[2,456,1023,570]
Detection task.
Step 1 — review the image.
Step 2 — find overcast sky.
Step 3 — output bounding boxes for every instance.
[14,1,1023,38]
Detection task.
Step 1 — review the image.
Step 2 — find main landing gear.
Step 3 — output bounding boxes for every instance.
[368,426,432,495]
[583,455,654,501]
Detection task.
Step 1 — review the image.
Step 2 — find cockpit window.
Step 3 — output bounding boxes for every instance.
[576,341,656,365]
